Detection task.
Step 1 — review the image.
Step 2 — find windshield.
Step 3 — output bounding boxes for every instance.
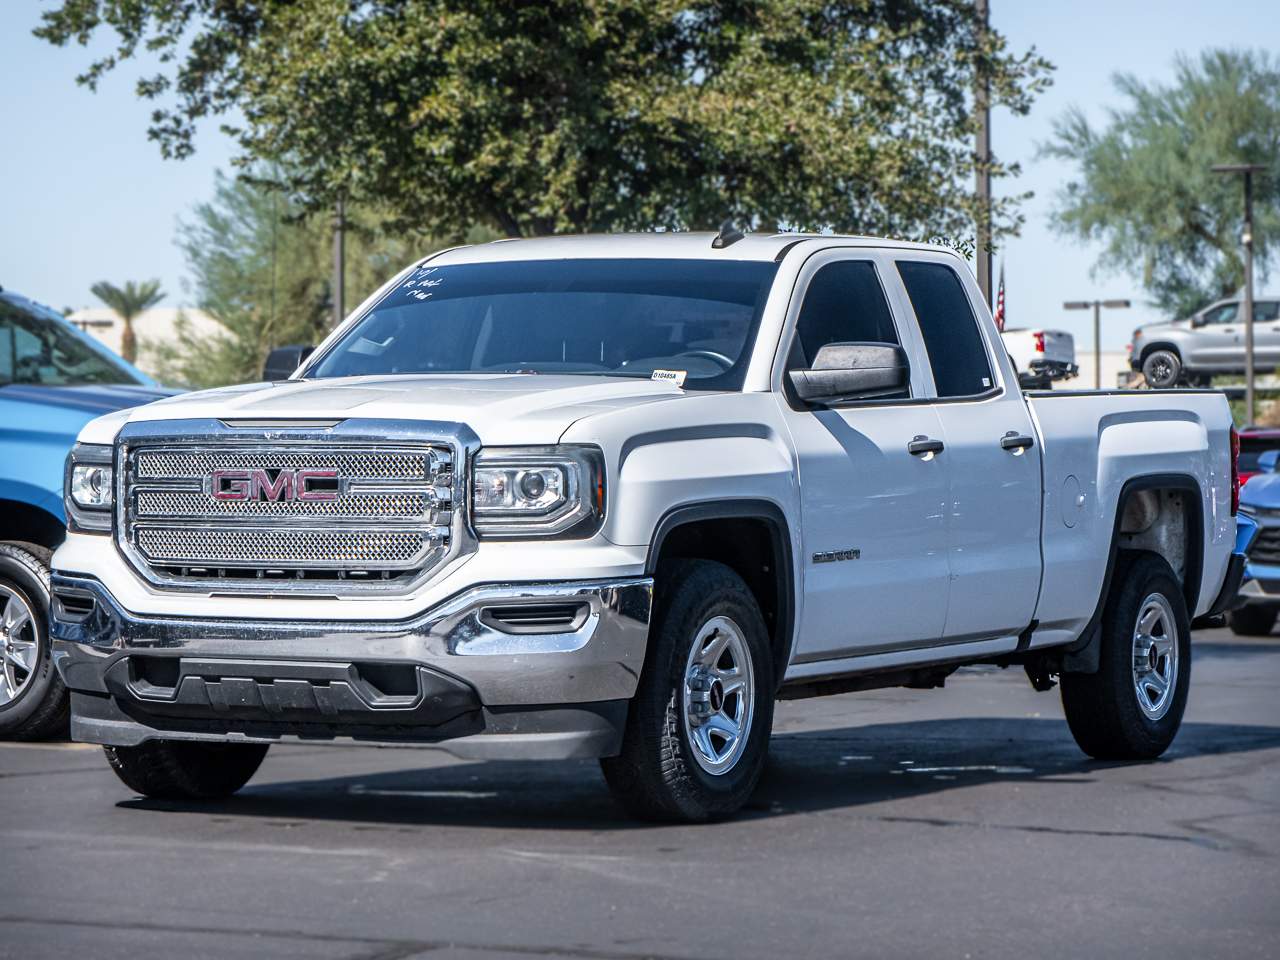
[308,258,780,390]
[0,293,143,387]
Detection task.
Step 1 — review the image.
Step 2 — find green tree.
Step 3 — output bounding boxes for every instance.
[90,279,165,364]
[36,1,1050,243]
[148,172,456,388]
[1044,49,1280,318]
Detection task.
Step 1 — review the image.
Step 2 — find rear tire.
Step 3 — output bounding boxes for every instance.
[601,559,774,822]
[1228,604,1277,637]
[1060,552,1190,761]
[0,542,68,740]
[1141,349,1182,389]
[104,740,269,800]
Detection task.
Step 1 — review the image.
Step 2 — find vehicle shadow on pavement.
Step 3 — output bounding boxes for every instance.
[115,717,1280,829]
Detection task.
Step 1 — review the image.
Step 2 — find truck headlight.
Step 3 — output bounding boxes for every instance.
[64,443,114,533]
[471,446,604,538]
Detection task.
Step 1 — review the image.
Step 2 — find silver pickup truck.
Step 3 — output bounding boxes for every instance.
[1131,296,1280,388]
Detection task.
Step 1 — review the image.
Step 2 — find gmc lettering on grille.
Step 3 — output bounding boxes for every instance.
[210,468,340,503]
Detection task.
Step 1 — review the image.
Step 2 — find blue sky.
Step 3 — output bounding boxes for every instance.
[2,1,1277,349]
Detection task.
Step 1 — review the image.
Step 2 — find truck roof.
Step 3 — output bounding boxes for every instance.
[425,231,956,266]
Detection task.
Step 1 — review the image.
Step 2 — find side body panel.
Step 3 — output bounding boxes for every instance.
[564,392,801,557]
[1182,322,1239,369]
[0,391,96,524]
[1025,390,1234,648]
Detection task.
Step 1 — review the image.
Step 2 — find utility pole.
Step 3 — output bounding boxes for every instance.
[332,198,346,329]
[1212,163,1267,425]
[974,0,993,306]
[1064,299,1131,389]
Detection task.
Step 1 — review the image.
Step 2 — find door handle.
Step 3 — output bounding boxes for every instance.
[1001,432,1034,451]
[908,436,945,456]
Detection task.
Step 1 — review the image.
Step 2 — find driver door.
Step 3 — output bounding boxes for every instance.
[1189,302,1240,368]
[777,252,951,664]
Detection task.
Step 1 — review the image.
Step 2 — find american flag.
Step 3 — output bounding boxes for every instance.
[993,262,1006,331]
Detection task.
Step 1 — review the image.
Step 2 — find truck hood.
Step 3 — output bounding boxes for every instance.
[1242,472,1280,510]
[78,374,691,445]
[1137,319,1190,336]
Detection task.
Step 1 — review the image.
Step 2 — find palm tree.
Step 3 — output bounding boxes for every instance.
[90,279,165,364]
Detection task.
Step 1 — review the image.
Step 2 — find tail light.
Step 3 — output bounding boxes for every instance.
[1033,331,1045,353]
[1231,425,1240,516]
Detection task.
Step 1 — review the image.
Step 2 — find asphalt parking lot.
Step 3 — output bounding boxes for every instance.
[3,626,1278,960]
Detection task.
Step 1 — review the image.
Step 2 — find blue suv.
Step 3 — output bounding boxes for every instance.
[1,288,173,737]
[1232,450,1280,636]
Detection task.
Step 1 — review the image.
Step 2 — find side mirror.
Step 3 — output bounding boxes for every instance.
[1259,449,1279,474]
[263,344,315,381]
[789,342,909,405]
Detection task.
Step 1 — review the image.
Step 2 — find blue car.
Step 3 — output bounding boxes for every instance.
[1232,449,1280,636]
[0,287,173,737]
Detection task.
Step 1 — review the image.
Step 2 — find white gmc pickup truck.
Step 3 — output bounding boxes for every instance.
[49,233,1253,822]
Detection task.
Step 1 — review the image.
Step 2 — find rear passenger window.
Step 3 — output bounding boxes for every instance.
[896,261,994,398]
[790,260,900,369]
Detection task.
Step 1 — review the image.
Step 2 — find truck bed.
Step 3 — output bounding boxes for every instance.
[1024,388,1235,648]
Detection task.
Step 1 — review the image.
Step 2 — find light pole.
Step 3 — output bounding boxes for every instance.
[1064,299,1131,389]
[974,0,993,307]
[1212,163,1267,425]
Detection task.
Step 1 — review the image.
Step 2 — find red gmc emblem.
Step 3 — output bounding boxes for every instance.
[210,468,340,502]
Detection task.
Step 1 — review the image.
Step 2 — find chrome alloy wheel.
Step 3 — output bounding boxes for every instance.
[1132,592,1179,721]
[0,584,38,707]
[682,615,754,776]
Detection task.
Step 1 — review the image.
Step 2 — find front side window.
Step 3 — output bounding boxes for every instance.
[896,261,994,398]
[309,258,779,390]
[789,259,901,368]
[0,294,140,387]
[1202,303,1239,325]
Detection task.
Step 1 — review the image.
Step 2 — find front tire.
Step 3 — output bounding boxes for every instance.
[1060,552,1190,760]
[601,560,774,822]
[0,542,68,740]
[104,740,269,800]
[1228,604,1277,636]
[1141,349,1182,389]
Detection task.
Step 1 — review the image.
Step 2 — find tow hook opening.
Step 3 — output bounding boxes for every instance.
[478,602,590,634]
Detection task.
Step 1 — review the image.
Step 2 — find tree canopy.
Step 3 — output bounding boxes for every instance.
[90,278,164,364]
[37,1,1050,243]
[147,172,484,388]
[1044,49,1280,318]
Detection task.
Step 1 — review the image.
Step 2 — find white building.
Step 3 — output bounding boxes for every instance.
[1074,350,1135,390]
[65,307,224,378]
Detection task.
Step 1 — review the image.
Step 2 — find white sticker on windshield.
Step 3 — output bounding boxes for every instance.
[651,369,688,387]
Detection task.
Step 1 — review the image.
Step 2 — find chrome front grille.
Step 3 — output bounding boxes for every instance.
[1248,524,1280,566]
[135,489,434,520]
[120,439,456,591]
[135,449,431,482]
[136,527,433,565]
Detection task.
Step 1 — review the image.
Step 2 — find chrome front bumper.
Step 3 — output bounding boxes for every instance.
[51,574,653,758]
